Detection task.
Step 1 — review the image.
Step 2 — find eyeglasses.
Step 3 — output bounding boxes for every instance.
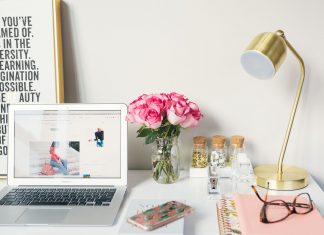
[251,183,313,223]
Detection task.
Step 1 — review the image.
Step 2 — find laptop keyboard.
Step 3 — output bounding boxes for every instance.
[0,188,116,206]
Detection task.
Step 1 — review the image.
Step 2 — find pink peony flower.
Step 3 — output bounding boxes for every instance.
[168,92,187,104]
[126,94,148,124]
[180,102,202,128]
[126,94,163,129]
[166,93,190,125]
[143,103,163,129]
[144,94,167,111]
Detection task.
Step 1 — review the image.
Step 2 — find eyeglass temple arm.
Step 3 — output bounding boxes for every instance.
[265,182,269,202]
[251,185,266,203]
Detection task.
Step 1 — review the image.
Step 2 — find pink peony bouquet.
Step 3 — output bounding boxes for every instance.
[126,92,203,144]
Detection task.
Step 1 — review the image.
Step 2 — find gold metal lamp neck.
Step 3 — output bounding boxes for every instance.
[241,30,309,190]
[276,30,285,38]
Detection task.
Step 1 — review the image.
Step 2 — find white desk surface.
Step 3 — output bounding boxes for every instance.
[0,170,323,235]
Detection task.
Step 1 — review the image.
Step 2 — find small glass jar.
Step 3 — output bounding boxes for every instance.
[191,136,208,168]
[210,135,227,168]
[232,153,256,193]
[228,135,245,167]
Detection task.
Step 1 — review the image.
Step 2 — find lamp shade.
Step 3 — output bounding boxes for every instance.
[241,32,287,79]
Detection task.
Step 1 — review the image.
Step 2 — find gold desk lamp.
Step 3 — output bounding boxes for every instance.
[240,30,308,190]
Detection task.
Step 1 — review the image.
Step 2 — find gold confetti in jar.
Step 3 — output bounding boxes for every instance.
[191,136,208,168]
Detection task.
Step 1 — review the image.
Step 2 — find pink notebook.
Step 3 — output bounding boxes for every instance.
[234,194,324,235]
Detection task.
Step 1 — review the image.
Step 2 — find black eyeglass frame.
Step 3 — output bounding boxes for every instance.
[251,183,314,223]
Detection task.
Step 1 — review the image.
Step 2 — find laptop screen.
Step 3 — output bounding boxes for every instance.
[13,110,121,179]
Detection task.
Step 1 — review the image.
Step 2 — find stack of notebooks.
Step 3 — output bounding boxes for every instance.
[217,195,324,235]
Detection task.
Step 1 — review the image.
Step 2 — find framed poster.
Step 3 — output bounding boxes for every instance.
[0,0,64,177]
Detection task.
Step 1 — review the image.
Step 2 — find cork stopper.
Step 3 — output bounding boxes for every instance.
[230,135,244,147]
[193,136,207,148]
[212,135,225,147]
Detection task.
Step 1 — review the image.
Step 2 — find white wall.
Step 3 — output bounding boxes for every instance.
[61,0,324,190]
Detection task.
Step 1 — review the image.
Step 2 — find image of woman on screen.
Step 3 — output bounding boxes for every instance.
[49,141,68,175]
[89,128,104,147]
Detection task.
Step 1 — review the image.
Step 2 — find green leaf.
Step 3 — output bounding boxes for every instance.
[136,126,145,133]
[137,128,153,137]
[161,118,168,125]
[145,131,158,144]
[163,124,181,138]
[168,125,176,137]
[174,125,181,137]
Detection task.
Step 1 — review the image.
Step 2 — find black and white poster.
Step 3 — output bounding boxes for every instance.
[0,0,64,175]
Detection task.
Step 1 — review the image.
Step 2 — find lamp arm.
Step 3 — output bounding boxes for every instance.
[277,35,305,180]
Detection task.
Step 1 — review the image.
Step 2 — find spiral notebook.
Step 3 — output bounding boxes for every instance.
[216,198,241,235]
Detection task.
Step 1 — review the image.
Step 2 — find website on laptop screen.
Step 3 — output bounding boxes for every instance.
[14,110,121,179]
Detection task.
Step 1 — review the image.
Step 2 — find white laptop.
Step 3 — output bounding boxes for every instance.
[0,103,127,226]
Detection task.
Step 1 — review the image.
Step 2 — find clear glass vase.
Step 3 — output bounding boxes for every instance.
[151,137,180,184]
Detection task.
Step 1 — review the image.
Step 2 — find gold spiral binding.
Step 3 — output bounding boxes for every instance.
[217,198,241,235]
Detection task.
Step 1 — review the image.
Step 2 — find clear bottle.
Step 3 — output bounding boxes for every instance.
[191,136,208,168]
[228,135,245,167]
[210,135,227,168]
[232,153,256,193]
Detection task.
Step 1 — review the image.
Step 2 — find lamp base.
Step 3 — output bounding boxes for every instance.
[254,164,308,190]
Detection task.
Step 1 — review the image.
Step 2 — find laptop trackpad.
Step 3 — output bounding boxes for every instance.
[16,208,70,224]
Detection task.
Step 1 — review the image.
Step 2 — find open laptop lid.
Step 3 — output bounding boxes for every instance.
[8,104,127,186]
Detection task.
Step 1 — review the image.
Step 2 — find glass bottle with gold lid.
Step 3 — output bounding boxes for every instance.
[191,136,208,168]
